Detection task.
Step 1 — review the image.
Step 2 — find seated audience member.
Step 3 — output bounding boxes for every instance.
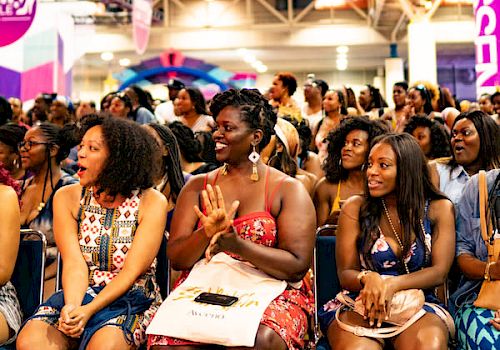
[358,84,388,119]
[109,93,133,120]
[18,122,78,291]
[268,118,318,197]
[451,169,500,349]
[17,115,168,349]
[382,81,408,131]
[441,107,461,132]
[313,89,347,162]
[0,164,22,346]
[174,87,214,132]
[406,85,434,117]
[320,133,455,350]
[302,78,329,129]
[169,121,218,175]
[100,92,116,113]
[314,117,387,227]
[75,100,96,121]
[430,110,500,207]
[195,130,220,167]
[48,96,72,127]
[403,115,451,160]
[478,94,494,115]
[124,85,157,124]
[148,88,316,350]
[269,72,303,122]
[296,121,323,179]
[0,124,27,181]
[155,79,185,125]
[8,98,28,127]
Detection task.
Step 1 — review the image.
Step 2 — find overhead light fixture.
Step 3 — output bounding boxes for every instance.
[336,46,349,54]
[336,58,348,71]
[315,0,346,10]
[100,52,114,62]
[256,65,268,73]
[119,58,131,67]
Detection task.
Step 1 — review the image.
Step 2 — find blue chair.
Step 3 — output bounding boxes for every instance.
[314,231,341,350]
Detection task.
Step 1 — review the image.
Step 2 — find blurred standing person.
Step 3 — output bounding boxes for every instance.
[358,84,388,119]
[478,94,494,115]
[381,82,408,131]
[124,85,157,124]
[0,97,12,126]
[100,92,116,113]
[48,96,72,127]
[32,93,55,123]
[174,87,214,132]
[155,79,185,125]
[302,77,329,129]
[75,101,96,121]
[269,72,302,122]
[8,98,29,128]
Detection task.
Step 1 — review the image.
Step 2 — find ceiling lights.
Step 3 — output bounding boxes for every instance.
[336,46,348,71]
[100,52,114,62]
[236,48,268,73]
[314,0,346,10]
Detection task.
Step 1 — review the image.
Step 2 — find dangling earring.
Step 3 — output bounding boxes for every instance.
[13,157,19,169]
[338,159,342,167]
[221,163,228,175]
[248,144,260,181]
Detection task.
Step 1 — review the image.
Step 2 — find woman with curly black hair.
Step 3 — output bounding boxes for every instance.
[18,114,168,350]
[314,117,387,227]
[174,87,214,132]
[18,122,78,290]
[430,110,500,207]
[404,115,451,160]
[149,88,316,350]
[169,121,218,175]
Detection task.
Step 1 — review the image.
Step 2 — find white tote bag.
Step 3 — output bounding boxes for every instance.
[146,252,287,347]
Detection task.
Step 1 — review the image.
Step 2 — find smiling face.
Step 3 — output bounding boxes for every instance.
[411,126,432,156]
[407,88,424,113]
[212,106,257,164]
[19,127,52,172]
[341,129,369,170]
[77,125,110,187]
[366,142,398,197]
[451,118,480,166]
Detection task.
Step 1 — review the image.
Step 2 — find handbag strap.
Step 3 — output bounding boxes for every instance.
[479,170,493,245]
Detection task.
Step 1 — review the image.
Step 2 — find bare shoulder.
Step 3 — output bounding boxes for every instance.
[428,198,454,221]
[0,184,17,202]
[54,183,82,202]
[141,187,168,206]
[342,195,365,213]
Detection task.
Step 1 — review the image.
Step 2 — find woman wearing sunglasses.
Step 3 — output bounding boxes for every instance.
[18,122,78,297]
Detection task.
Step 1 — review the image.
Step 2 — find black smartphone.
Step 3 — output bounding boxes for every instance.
[194,292,239,306]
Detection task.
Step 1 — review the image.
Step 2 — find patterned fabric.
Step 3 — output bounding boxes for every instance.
[29,187,161,347]
[148,169,314,350]
[21,171,77,259]
[319,203,450,333]
[455,303,500,349]
[0,282,22,345]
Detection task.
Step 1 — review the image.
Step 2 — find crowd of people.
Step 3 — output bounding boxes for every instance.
[0,72,498,350]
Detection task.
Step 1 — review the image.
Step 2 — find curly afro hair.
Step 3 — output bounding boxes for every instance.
[210,89,277,151]
[78,114,160,197]
[403,115,451,159]
[323,116,388,183]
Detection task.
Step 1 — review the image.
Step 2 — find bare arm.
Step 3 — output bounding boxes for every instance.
[0,186,20,286]
[313,178,334,227]
[54,184,89,307]
[428,161,440,189]
[85,189,167,315]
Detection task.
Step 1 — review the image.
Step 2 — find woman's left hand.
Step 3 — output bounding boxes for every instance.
[490,310,500,331]
[205,226,241,261]
[58,304,94,338]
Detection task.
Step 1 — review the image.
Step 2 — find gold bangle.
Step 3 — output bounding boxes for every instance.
[485,262,494,281]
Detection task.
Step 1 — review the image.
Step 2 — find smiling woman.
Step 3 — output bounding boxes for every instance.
[17,114,168,350]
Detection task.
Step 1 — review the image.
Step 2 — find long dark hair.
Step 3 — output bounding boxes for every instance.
[147,123,185,203]
[359,133,447,271]
[403,115,451,159]
[411,85,434,115]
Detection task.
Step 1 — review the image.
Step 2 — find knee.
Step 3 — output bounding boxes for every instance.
[253,326,286,350]
[87,337,128,350]
[16,325,38,350]
[413,328,447,350]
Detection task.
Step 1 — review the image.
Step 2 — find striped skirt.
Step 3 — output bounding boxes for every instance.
[0,281,22,345]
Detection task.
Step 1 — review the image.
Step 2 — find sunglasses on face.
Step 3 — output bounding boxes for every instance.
[18,140,51,151]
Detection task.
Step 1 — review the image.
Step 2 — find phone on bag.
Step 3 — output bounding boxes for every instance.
[194,292,238,306]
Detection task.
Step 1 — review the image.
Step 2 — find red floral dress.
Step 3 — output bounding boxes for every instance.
[148,168,314,349]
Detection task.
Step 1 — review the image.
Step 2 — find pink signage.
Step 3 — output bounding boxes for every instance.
[0,0,37,47]
[132,0,152,55]
[474,0,500,91]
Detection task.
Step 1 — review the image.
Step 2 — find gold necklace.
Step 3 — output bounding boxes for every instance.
[381,198,410,274]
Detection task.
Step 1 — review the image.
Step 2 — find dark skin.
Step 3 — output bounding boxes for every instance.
[328,143,455,350]
[157,106,316,350]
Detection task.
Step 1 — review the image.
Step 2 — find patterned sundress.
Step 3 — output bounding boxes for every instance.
[318,203,452,335]
[29,187,162,347]
[148,168,314,349]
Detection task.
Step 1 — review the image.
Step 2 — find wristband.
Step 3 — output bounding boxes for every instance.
[484,262,495,281]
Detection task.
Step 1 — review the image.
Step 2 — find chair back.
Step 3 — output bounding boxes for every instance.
[11,230,46,318]
[316,224,338,236]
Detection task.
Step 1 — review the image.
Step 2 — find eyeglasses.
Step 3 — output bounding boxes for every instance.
[18,140,51,151]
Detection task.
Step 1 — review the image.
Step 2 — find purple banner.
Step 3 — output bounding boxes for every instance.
[0,0,37,47]
[475,0,500,91]
[132,0,152,55]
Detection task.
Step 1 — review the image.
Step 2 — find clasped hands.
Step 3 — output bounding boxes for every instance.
[194,184,240,261]
[357,272,397,328]
[58,303,93,338]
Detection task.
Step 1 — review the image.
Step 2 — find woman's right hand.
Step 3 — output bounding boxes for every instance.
[359,272,396,327]
[193,184,239,238]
